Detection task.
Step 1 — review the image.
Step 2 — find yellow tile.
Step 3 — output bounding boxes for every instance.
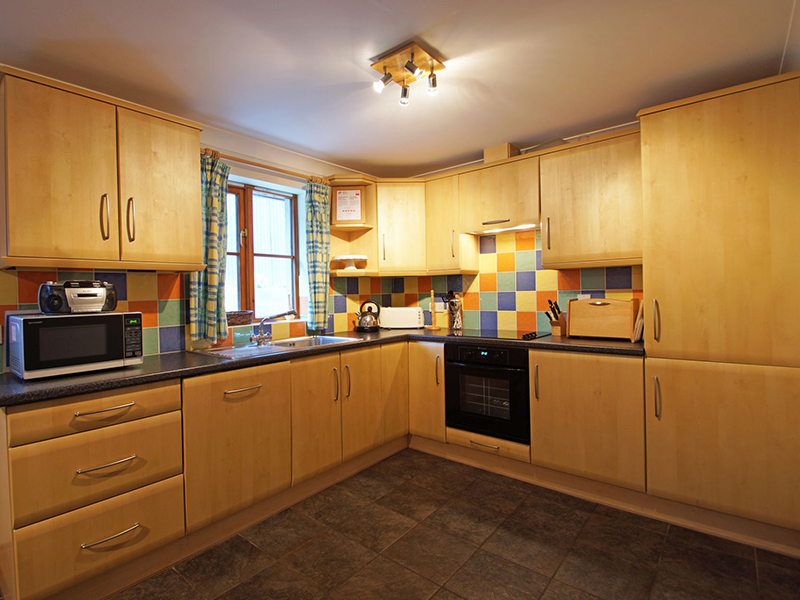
[536,270,558,291]
[516,291,537,311]
[271,322,290,340]
[631,265,643,289]
[333,313,348,332]
[606,290,633,301]
[391,293,405,307]
[127,272,158,301]
[463,274,479,293]
[496,232,516,253]
[358,277,371,295]
[404,277,418,293]
[346,296,359,313]
[497,311,516,331]
[113,300,129,313]
[434,310,448,328]
[479,254,497,273]
[0,270,18,304]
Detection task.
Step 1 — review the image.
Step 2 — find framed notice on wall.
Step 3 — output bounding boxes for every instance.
[332,186,366,225]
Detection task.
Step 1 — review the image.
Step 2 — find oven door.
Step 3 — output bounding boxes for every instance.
[445,361,530,444]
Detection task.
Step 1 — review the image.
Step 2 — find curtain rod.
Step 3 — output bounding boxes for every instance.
[200,148,330,185]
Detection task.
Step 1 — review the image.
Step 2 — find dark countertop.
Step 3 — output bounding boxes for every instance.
[0,330,643,407]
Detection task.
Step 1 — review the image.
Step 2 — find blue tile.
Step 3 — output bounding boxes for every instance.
[346,278,359,295]
[584,290,606,299]
[536,250,543,271]
[497,291,516,311]
[95,271,127,301]
[516,271,536,291]
[325,314,334,334]
[333,295,347,313]
[423,310,432,326]
[479,235,496,254]
[392,277,404,293]
[606,267,632,289]
[447,275,462,293]
[252,322,273,335]
[480,311,498,331]
[381,294,392,307]
[158,326,185,353]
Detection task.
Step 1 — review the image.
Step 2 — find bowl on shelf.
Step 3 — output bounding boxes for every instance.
[330,254,368,270]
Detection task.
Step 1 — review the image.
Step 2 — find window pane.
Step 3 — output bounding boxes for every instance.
[227,193,239,253]
[225,254,240,312]
[254,256,294,317]
[253,191,292,256]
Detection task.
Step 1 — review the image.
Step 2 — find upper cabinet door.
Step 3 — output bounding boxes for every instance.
[117,108,202,264]
[458,157,539,233]
[540,133,642,269]
[425,176,460,271]
[641,79,800,367]
[4,77,119,260]
[377,182,426,272]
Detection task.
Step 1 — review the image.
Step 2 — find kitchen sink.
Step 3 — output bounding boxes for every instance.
[271,335,362,349]
[192,336,361,360]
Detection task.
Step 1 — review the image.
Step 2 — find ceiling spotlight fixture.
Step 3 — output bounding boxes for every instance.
[373,67,393,93]
[399,85,410,106]
[404,52,425,79]
[427,60,438,96]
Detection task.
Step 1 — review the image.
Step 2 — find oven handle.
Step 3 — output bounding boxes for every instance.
[446,361,528,374]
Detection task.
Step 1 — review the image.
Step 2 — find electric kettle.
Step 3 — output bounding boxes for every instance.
[355,300,381,332]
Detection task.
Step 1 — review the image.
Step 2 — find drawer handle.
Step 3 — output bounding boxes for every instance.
[223,384,262,396]
[470,440,500,450]
[81,522,141,550]
[589,301,610,306]
[482,218,510,226]
[74,401,135,418]
[77,454,137,475]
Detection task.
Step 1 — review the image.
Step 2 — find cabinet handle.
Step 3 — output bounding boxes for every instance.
[382,234,386,260]
[546,217,551,250]
[333,367,339,402]
[652,299,661,342]
[74,401,135,418]
[126,197,136,242]
[482,218,510,226]
[77,454,137,475]
[470,440,500,450]
[435,355,440,385]
[451,230,455,258]
[589,301,610,306]
[653,376,662,420]
[223,383,262,396]
[345,364,352,398]
[534,364,539,400]
[81,522,140,550]
[99,194,110,240]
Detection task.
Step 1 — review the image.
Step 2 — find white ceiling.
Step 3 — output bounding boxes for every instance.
[1,0,797,177]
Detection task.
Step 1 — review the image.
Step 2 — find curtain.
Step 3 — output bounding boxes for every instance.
[190,155,231,343]
[305,179,331,331]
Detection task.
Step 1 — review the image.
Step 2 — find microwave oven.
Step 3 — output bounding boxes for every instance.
[8,312,144,380]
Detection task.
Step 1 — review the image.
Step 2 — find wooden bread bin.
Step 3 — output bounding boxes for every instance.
[567,298,640,340]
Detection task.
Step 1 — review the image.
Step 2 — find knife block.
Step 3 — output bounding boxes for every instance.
[550,313,567,337]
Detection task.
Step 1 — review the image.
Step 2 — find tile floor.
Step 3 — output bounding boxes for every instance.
[111,449,800,600]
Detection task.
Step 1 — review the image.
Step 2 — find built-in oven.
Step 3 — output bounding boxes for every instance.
[444,344,530,444]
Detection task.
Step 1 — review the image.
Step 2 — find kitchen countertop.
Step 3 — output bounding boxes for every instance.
[0,330,643,407]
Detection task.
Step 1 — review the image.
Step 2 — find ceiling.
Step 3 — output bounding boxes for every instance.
[1,0,797,177]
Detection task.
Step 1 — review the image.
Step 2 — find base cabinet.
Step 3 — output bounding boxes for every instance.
[408,342,445,442]
[381,342,410,442]
[341,347,383,461]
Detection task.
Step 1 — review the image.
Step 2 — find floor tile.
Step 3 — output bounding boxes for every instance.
[431,589,466,600]
[409,466,476,496]
[439,459,487,479]
[280,530,376,592]
[293,485,370,527]
[334,466,406,501]
[330,502,416,552]
[240,509,328,559]
[482,517,578,577]
[541,580,603,600]
[215,561,325,600]
[472,469,536,494]
[461,477,530,516]
[757,548,800,573]
[658,541,757,599]
[592,505,669,534]
[423,497,505,546]
[328,556,439,600]
[648,570,740,600]
[525,486,598,514]
[573,514,665,569]
[510,493,593,538]
[378,449,449,479]
[383,523,478,585]
[174,535,273,600]
[554,545,655,600]
[666,525,755,559]
[758,562,800,600]
[108,568,196,600]
[445,551,549,600]
[376,481,452,521]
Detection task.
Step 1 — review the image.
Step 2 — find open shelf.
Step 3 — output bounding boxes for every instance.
[331,223,373,233]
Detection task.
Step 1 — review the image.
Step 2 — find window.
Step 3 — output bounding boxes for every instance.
[225,184,300,319]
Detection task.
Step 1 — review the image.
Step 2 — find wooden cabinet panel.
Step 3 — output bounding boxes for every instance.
[646,358,800,530]
[641,79,800,367]
[540,133,642,268]
[446,427,530,463]
[341,347,383,461]
[377,183,426,272]
[382,342,409,442]
[291,354,343,484]
[425,176,478,272]
[15,475,184,600]
[117,108,202,264]
[10,411,182,529]
[530,351,645,491]
[183,364,291,532]
[4,76,119,260]
[458,157,539,233]
[408,342,445,442]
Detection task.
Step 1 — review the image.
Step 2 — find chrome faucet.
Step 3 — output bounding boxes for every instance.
[250,309,297,346]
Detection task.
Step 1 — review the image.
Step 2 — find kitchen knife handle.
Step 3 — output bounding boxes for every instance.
[546,217,551,250]
[653,376,662,420]
[534,364,539,400]
[435,355,440,385]
[99,194,110,240]
[333,367,339,402]
[652,299,661,342]
[451,229,455,258]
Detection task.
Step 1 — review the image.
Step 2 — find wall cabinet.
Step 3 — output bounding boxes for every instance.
[381,342,410,442]
[183,363,291,532]
[377,182,427,272]
[458,157,540,234]
[408,342,445,442]
[540,132,642,269]
[341,347,383,461]
[425,176,479,273]
[529,351,645,491]
[646,357,800,531]
[640,76,800,367]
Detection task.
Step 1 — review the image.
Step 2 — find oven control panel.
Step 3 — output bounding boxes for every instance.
[459,346,509,365]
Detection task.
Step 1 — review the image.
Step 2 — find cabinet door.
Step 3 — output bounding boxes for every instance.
[530,351,645,491]
[458,157,539,233]
[341,347,383,461]
[291,353,343,484]
[183,363,291,532]
[641,79,800,367]
[377,182,426,272]
[4,76,119,260]
[425,176,460,271]
[408,342,445,442]
[540,133,642,268]
[117,108,202,264]
[382,342,409,442]
[646,358,800,530]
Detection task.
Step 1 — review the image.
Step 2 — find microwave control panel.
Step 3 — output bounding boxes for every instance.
[124,315,143,358]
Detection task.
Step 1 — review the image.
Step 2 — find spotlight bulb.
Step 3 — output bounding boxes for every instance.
[404,52,425,79]
[399,86,410,106]
[427,72,438,96]
[373,71,392,93]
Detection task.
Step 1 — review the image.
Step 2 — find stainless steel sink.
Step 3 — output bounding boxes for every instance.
[271,335,361,349]
[193,344,292,360]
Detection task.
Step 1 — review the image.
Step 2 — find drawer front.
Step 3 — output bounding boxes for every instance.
[446,427,531,463]
[7,381,181,446]
[15,475,185,600]
[10,411,183,528]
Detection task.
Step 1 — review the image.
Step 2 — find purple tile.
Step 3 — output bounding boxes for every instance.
[381,294,392,307]
[516,271,536,291]
[585,290,606,299]
[95,271,127,301]
[480,311,498,331]
[479,236,497,254]
[252,322,272,335]
[423,310,432,326]
[392,277,405,293]
[536,250,543,271]
[346,278,359,295]
[333,295,347,313]
[498,291,516,311]
[325,314,334,334]
[606,266,632,289]
[447,275,462,293]
[159,326,185,353]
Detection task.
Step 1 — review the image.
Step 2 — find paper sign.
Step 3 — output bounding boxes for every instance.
[336,189,362,221]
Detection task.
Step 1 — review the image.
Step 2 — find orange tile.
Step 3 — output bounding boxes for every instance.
[517,311,538,332]
[17,271,57,304]
[558,269,581,291]
[370,277,382,294]
[212,333,233,347]
[515,230,536,251]
[404,293,418,307]
[463,292,480,310]
[417,276,432,293]
[537,291,558,312]
[128,300,158,328]
[290,320,306,337]
[347,312,357,331]
[0,305,17,324]
[157,273,182,300]
[480,273,497,292]
[358,294,371,304]
[497,253,516,272]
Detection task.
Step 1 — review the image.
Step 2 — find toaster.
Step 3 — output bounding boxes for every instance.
[380,306,424,329]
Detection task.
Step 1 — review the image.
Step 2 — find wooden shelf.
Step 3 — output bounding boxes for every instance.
[331,223,373,233]
[0,256,206,273]
[331,269,379,277]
